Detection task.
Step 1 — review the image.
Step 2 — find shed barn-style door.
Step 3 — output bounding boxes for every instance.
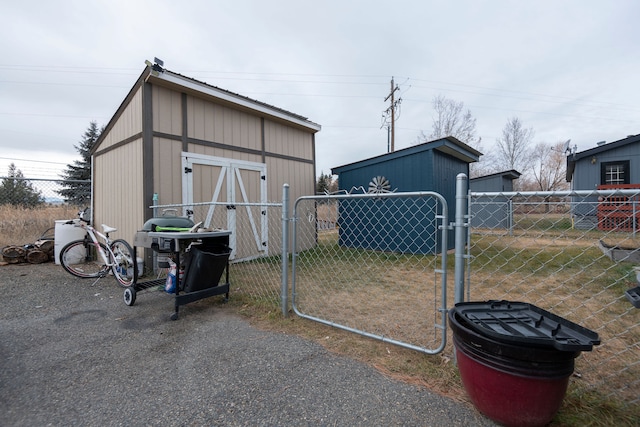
[182,153,267,261]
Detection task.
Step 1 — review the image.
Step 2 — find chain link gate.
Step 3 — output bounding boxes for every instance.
[291,191,450,354]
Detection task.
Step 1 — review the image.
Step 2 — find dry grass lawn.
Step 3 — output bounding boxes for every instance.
[0,204,78,259]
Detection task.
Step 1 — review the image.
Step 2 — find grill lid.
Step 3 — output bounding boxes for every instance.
[141,216,195,231]
[451,300,601,352]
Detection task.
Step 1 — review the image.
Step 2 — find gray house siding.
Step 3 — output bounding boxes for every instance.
[570,143,640,191]
[567,134,640,229]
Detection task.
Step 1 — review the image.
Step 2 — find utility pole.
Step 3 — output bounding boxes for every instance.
[384,77,400,152]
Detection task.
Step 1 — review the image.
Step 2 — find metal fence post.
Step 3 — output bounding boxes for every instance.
[281,184,290,317]
[508,198,514,236]
[454,173,468,304]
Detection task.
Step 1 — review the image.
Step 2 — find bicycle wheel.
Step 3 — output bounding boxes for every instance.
[110,239,137,288]
[60,239,109,279]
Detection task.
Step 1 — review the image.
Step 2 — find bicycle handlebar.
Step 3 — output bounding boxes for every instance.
[65,207,91,226]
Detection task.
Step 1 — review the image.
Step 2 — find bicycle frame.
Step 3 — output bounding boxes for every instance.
[77,223,116,269]
[59,208,136,288]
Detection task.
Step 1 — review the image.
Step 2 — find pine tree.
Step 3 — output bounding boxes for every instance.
[316,172,335,194]
[58,121,102,205]
[0,163,44,207]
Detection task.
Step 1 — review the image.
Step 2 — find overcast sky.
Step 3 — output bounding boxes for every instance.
[2,0,639,182]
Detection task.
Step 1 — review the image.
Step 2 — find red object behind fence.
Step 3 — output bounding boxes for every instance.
[597,184,640,231]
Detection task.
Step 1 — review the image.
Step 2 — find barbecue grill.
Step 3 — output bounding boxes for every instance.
[128,219,232,319]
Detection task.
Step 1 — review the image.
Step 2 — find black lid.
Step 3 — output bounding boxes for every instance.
[451,300,601,352]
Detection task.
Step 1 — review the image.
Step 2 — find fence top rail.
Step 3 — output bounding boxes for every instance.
[295,190,449,218]
[151,201,283,210]
[0,176,90,184]
[300,190,446,201]
[471,189,640,198]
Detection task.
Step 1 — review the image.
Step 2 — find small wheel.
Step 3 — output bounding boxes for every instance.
[170,312,179,321]
[123,287,136,306]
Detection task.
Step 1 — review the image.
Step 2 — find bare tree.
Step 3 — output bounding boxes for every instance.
[416,95,489,177]
[528,141,570,192]
[495,117,534,175]
[427,95,482,149]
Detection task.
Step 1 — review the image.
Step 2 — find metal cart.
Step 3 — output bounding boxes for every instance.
[127,230,232,320]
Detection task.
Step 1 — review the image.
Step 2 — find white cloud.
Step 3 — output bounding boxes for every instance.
[1,0,640,179]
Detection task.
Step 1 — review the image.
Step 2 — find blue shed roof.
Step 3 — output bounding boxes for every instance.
[331,136,482,175]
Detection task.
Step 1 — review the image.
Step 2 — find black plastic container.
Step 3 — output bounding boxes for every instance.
[180,245,231,293]
[452,300,600,351]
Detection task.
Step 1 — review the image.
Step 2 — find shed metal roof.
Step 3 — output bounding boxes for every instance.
[332,136,482,174]
[470,169,521,182]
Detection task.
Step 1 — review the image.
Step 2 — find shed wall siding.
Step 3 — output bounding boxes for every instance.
[187,143,262,164]
[433,152,467,202]
[99,88,143,150]
[264,120,313,160]
[153,86,182,135]
[93,138,144,246]
[266,157,314,201]
[153,138,184,206]
[187,96,262,151]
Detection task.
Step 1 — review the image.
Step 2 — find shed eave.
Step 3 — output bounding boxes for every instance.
[332,136,481,175]
[571,133,640,161]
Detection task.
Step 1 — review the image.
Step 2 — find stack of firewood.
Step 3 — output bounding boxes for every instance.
[1,239,54,265]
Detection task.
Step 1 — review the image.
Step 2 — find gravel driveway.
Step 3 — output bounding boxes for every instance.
[0,263,494,426]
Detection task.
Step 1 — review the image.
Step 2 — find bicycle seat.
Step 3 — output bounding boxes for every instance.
[102,224,118,234]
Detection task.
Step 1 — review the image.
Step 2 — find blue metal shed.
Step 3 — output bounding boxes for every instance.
[469,170,521,229]
[331,137,481,254]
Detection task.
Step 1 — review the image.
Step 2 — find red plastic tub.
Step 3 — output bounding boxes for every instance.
[449,301,600,427]
[453,333,571,427]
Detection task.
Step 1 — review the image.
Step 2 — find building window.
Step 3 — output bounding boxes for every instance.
[601,161,629,185]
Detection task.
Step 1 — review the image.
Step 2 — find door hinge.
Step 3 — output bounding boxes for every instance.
[261,210,266,215]
[261,175,266,180]
[226,205,236,210]
[184,167,193,174]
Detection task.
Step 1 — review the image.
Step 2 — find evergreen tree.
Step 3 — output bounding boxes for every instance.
[0,163,44,207]
[58,121,102,205]
[316,172,335,194]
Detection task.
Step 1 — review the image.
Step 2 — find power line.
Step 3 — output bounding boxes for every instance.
[0,157,69,165]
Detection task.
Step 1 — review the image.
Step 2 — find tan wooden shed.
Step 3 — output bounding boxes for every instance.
[91,60,321,267]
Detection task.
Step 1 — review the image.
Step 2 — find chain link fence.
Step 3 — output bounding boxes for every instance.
[0,176,89,207]
[291,192,450,354]
[0,177,89,262]
[157,200,286,310]
[468,189,640,407]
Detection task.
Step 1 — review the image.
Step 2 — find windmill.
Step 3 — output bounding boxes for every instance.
[368,176,392,194]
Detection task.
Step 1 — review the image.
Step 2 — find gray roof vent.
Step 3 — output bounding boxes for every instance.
[596,141,606,146]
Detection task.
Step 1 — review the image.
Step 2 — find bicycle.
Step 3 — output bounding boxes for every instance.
[59,208,137,288]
